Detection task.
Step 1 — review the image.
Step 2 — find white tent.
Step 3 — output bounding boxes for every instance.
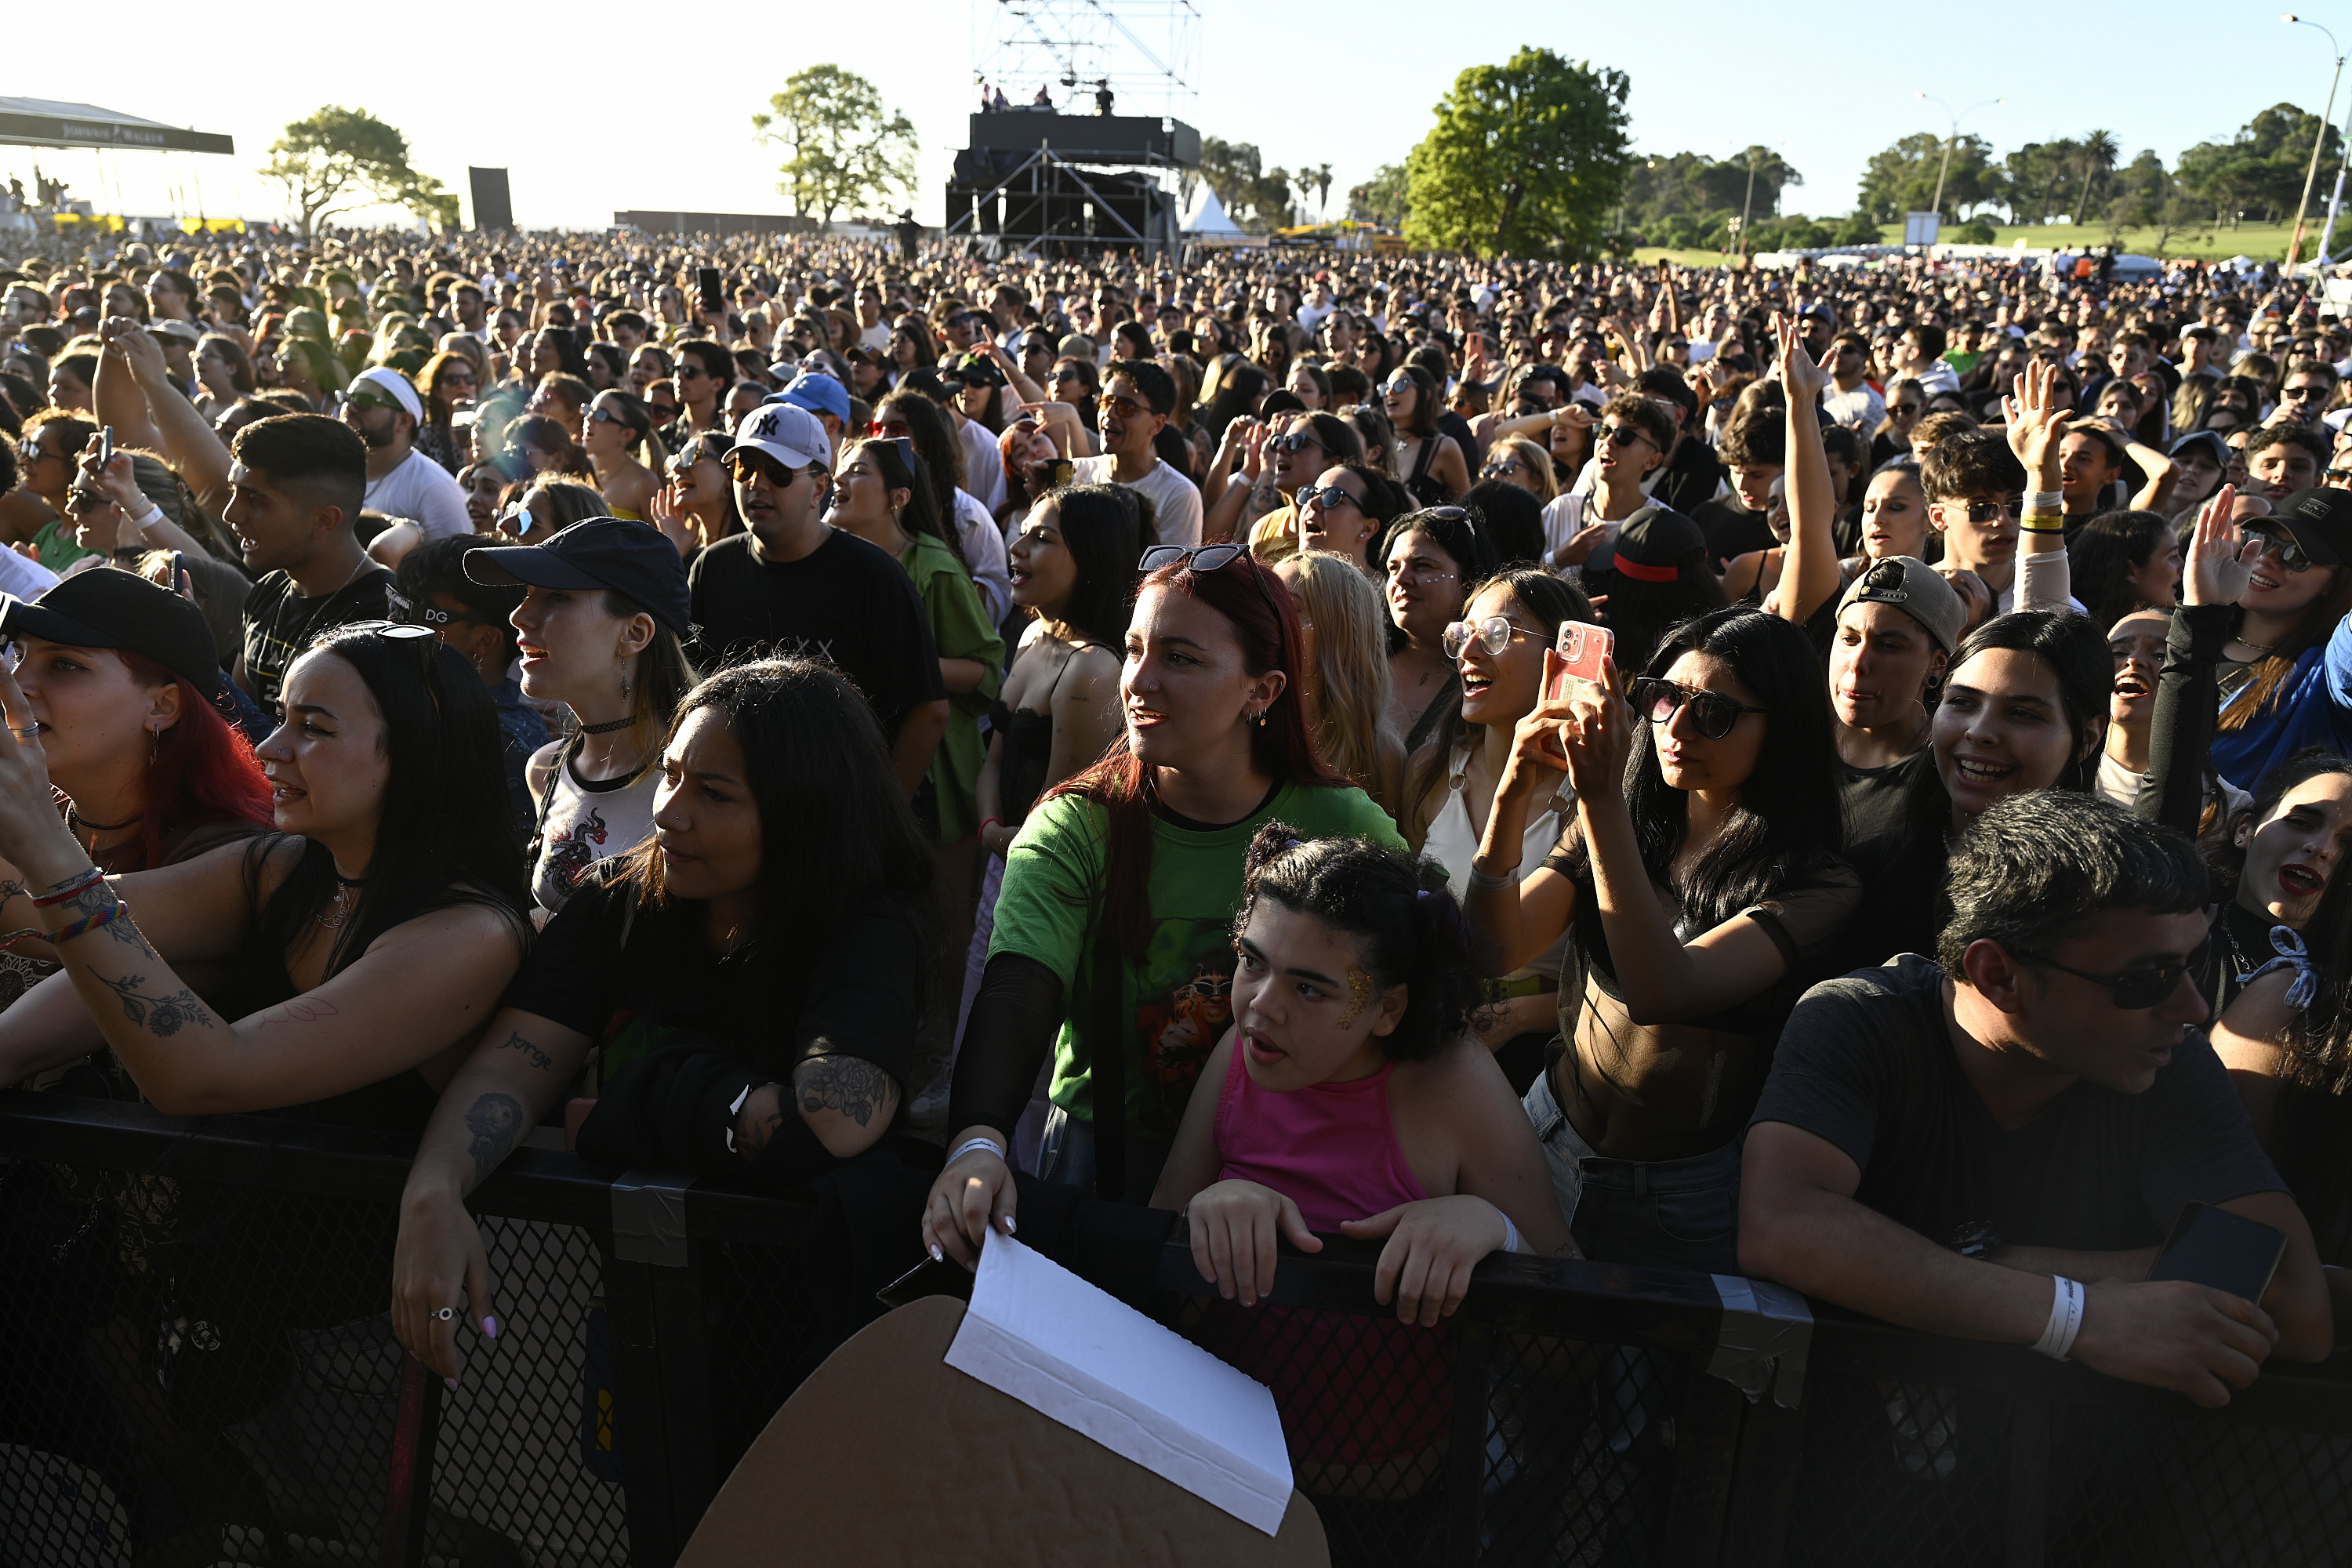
[1182,187,1257,247]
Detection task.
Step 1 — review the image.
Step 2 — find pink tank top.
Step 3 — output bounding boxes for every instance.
[1213,1040,1432,1230]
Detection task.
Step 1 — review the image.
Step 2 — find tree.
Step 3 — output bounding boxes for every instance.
[1618,148,1802,243]
[753,65,918,231]
[2075,129,2119,225]
[1196,138,1298,232]
[1403,47,1632,260]
[259,107,453,240]
[1857,132,2002,223]
[1306,163,1334,223]
[1348,163,1410,227]
[2177,103,2343,224]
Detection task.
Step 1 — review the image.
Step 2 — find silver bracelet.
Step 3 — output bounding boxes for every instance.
[1467,862,1520,891]
[948,1136,1007,1167]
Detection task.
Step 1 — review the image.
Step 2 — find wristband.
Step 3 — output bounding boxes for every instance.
[2023,488,2063,514]
[129,503,165,534]
[2031,1276,2085,1359]
[1468,862,1520,891]
[31,867,104,908]
[2019,522,2067,534]
[49,896,126,946]
[948,1136,1007,1167]
[1497,1210,1522,1256]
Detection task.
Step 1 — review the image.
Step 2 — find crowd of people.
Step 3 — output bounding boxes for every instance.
[7,226,2352,1541]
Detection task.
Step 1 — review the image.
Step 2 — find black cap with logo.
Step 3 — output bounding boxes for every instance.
[0,567,221,691]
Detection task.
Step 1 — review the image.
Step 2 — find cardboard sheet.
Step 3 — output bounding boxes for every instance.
[944,1232,1295,1535]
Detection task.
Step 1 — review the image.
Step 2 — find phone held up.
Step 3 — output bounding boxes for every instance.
[695,267,724,316]
[1541,620,1613,757]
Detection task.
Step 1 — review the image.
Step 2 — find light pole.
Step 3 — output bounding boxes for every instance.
[1916,93,2006,223]
[1733,143,1785,260]
[2285,14,2347,275]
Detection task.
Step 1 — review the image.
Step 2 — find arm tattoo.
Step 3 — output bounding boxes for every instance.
[61,879,151,949]
[464,1092,525,1184]
[97,973,209,1035]
[796,1056,891,1129]
[494,1029,552,1070]
[252,997,340,1028]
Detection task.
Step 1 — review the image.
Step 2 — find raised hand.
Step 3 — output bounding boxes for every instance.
[1774,312,1828,404]
[2002,359,2069,482]
[2184,484,2254,608]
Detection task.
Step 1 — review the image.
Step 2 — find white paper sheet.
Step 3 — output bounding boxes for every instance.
[943,1231,1295,1535]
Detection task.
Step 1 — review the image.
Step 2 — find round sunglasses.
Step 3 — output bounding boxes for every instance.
[1627,676,1766,740]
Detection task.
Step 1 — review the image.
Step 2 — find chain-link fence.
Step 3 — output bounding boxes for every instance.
[5,1089,2350,1568]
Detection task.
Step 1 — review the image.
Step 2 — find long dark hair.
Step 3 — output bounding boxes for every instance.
[249,623,528,976]
[1034,483,1152,648]
[1900,609,2112,837]
[1388,365,1441,437]
[2221,561,2352,732]
[849,434,969,578]
[2067,509,2176,632]
[1602,606,1845,931]
[1045,554,1346,959]
[2213,749,2352,909]
[611,658,933,982]
[1376,507,1500,655]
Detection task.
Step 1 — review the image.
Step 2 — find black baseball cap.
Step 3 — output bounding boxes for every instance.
[0,567,220,691]
[1588,504,1708,583]
[465,518,692,638]
[2258,488,2352,569]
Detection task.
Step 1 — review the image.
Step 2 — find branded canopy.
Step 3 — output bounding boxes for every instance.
[0,98,233,156]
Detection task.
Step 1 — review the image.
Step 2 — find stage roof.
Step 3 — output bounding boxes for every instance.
[0,98,234,156]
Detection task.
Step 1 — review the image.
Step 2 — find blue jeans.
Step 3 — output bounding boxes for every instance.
[1523,1063,1744,1274]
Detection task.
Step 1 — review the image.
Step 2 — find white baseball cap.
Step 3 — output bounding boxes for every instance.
[730,401,830,471]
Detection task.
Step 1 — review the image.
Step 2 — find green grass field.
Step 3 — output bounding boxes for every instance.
[1631,220,2321,270]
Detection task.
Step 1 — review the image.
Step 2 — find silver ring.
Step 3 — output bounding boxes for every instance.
[8,728,34,741]
[430,1306,457,1322]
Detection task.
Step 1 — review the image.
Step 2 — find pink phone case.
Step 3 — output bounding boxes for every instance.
[1548,621,1613,701]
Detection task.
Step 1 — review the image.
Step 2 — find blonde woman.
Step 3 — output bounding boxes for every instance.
[1480,435,1559,503]
[1272,548,1401,813]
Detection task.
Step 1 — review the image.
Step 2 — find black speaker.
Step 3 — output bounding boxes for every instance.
[468,168,513,231]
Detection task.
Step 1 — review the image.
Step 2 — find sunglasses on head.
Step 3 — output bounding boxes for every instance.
[2023,938,2209,1010]
[387,590,492,630]
[1627,676,1767,740]
[1441,615,1540,661]
[1139,540,1284,622]
[2245,528,2318,572]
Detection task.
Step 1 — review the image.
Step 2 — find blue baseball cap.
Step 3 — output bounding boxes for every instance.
[774,371,851,425]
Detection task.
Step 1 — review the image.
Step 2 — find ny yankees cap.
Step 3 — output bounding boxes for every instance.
[730,401,831,471]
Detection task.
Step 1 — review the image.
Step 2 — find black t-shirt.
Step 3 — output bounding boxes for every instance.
[1691,498,1774,572]
[1839,747,1934,847]
[503,869,922,1092]
[687,530,946,740]
[1751,955,2282,1252]
[1650,437,1725,516]
[240,565,396,709]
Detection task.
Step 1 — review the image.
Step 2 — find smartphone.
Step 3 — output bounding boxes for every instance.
[1547,621,1613,701]
[2148,1202,2286,1305]
[695,267,724,315]
[97,424,114,470]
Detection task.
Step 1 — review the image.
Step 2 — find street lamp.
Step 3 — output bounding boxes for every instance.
[1916,93,2006,222]
[2285,14,2347,275]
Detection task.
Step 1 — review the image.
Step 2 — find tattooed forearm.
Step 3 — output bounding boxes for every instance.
[795,1056,891,1129]
[464,1092,525,1184]
[57,879,151,949]
[494,1030,552,1070]
[97,972,209,1035]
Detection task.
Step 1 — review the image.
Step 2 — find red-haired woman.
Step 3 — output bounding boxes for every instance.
[924,543,1407,1256]
[0,570,272,1008]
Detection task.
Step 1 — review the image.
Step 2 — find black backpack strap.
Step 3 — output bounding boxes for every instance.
[1089,939,1127,1203]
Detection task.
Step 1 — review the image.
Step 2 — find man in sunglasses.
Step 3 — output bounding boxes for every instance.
[686,401,946,797]
[342,367,470,542]
[1069,359,1203,546]
[1744,793,2332,1410]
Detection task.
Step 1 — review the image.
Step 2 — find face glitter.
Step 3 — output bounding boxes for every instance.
[1338,967,1374,1028]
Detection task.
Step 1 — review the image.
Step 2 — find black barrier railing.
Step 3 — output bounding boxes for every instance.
[2,1089,2350,1568]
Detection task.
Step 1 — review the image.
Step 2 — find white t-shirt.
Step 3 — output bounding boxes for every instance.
[365,448,472,541]
[960,416,1007,516]
[528,743,659,916]
[1072,453,1204,547]
[949,488,1012,624]
[1822,380,1886,432]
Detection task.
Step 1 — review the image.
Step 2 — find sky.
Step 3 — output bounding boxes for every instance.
[2,2,2343,237]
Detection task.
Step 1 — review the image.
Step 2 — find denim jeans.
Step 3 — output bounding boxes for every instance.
[1523,1063,1744,1274]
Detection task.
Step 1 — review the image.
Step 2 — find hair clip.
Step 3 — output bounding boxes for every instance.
[1415,887,1432,902]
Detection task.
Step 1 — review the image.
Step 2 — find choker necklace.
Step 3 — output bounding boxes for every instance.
[67,805,139,834]
[577,715,635,735]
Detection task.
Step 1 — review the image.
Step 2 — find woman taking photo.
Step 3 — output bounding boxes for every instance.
[581,390,662,522]
[391,659,933,1393]
[194,333,256,426]
[925,546,1404,1256]
[0,618,528,1124]
[1465,606,1854,1268]
[1383,506,1497,753]
[1297,462,1409,578]
[469,518,697,916]
[1406,568,1593,1089]
[416,351,478,475]
[1383,367,1469,506]
[1272,548,1399,812]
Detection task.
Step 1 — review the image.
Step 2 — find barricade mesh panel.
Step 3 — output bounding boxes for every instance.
[1483,1334,1679,1567]
[0,1156,624,1567]
[699,1236,842,1479]
[1782,1374,2010,1568]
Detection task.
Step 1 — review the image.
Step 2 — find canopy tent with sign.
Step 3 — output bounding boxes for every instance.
[0,98,233,156]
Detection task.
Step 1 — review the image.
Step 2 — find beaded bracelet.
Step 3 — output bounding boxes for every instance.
[31,866,104,908]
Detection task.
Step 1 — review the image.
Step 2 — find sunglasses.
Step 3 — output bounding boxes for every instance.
[1294,483,1359,511]
[1441,615,1541,661]
[1596,423,1651,448]
[2245,528,2318,572]
[2024,938,2209,1010]
[1139,541,1284,624]
[1053,368,1084,383]
[1099,393,1152,422]
[1270,430,1325,454]
[66,488,110,514]
[2327,467,2352,485]
[727,448,808,488]
[1626,676,1767,741]
[586,406,621,425]
[1482,460,1523,479]
[1962,498,2025,524]
[869,418,913,438]
[346,390,403,413]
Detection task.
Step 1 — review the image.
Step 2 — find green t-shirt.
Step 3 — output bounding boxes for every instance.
[900,531,1004,843]
[989,779,1405,1136]
[32,518,92,573]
